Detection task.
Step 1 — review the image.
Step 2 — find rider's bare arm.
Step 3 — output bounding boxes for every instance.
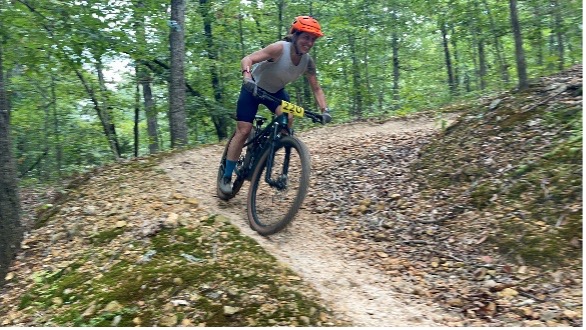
[305,58,328,112]
[241,42,285,78]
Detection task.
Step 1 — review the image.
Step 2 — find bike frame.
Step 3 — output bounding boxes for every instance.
[238,87,322,188]
[239,112,290,187]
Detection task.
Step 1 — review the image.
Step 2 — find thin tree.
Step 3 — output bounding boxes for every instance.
[0,37,23,286]
[391,10,400,111]
[477,40,487,90]
[481,0,510,84]
[134,66,140,157]
[199,0,230,141]
[169,0,189,147]
[276,0,286,40]
[348,33,363,118]
[134,0,159,154]
[95,55,122,158]
[469,0,487,90]
[49,62,63,180]
[449,26,462,92]
[509,0,528,90]
[391,28,401,110]
[529,0,545,67]
[440,19,456,95]
[550,0,565,71]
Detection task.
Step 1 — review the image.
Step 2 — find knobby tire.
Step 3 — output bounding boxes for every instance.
[247,136,311,236]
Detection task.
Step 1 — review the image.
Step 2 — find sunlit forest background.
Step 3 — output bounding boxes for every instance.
[1,0,582,185]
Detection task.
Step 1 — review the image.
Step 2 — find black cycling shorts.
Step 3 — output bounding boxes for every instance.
[236,85,290,123]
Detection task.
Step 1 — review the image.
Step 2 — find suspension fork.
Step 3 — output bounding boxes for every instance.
[264,115,290,189]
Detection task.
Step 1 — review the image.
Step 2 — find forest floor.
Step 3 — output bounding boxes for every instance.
[158,114,461,327]
[1,66,582,327]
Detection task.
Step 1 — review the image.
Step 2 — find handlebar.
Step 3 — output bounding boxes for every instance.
[254,86,325,125]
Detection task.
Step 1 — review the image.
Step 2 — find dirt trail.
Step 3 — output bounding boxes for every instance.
[159,114,458,326]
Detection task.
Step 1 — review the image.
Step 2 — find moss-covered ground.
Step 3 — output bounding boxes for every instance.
[1,155,341,327]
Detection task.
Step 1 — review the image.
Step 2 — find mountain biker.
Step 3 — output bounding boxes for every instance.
[219,15,332,195]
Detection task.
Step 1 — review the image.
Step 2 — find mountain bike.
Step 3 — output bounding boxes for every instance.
[216,87,326,236]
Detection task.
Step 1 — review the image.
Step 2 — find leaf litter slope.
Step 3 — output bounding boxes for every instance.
[162,64,583,328]
[160,115,458,327]
[2,159,342,327]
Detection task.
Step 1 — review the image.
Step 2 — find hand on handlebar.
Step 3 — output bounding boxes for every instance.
[243,78,258,96]
[321,108,332,124]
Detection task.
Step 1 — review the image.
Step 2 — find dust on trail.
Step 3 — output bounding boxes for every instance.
[160,114,458,326]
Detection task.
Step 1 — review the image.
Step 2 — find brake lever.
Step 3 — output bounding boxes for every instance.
[311,114,323,124]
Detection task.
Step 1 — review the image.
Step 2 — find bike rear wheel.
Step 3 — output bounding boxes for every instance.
[216,132,245,200]
[247,136,311,235]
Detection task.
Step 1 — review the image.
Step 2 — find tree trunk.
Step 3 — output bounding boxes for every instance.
[50,71,62,180]
[276,0,285,40]
[251,13,266,49]
[509,0,528,90]
[449,27,461,93]
[143,77,159,154]
[135,1,160,154]
[440,21,456,95]
[169,0,189,147]
[478,40,487,90]
[199,0,230,141]
[550,0,564,70]
[0,39,23,287]
[481,0,510,84]
[530,2,545,67]
[238,7,245,58]
[391,28,400,111]
[464,71,472,93]
[96,58,122,157]
[134,67,140,157]
[348,33,362,118]
[74,67,121,159]
[467,0,483,91]
[363,36,373,112]
[43,84,51,182]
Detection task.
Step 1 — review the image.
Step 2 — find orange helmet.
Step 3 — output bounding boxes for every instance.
[290,16,324,38]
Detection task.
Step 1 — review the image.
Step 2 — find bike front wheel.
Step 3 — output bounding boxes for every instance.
[247,136,311,235]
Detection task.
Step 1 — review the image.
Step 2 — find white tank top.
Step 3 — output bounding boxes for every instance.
[252,41,310,93]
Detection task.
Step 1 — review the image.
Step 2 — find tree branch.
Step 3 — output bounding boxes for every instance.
[18,149,48,178]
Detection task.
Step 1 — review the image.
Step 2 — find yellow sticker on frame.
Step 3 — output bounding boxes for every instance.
[281,100,305,117]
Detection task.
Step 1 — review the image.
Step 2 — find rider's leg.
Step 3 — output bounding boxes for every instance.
[274,105,294,130]
[270,88,294,131]
[224,121,252,178]
[224,86,258,179]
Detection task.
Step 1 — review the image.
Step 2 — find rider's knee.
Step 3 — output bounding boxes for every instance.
[237,125,251,134]
[234,125,251,143]
[237,121,252,132]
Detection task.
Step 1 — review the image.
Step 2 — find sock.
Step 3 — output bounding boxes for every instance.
[224,160,236,178]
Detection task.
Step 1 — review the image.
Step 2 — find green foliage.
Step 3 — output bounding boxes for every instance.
[2,0,582,184]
